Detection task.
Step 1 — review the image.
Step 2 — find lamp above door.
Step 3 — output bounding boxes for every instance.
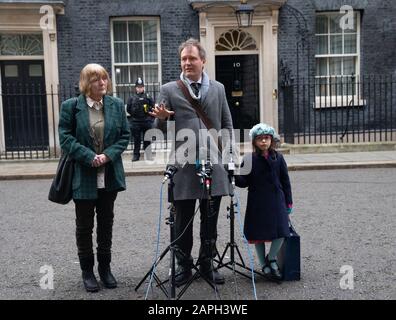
[235,0,254,28]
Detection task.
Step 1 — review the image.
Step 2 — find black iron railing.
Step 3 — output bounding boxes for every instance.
[281,74,396,144]
[2,76,396,159]
[0,83,163,159]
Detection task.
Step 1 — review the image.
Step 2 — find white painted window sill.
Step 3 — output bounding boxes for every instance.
[313,96,366,109]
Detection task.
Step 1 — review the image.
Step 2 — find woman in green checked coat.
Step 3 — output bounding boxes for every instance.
[58,63,130,292]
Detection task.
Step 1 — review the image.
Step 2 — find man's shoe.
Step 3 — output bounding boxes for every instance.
[175,265,192,287]
[82,271,100,292]
[132,155,140,162]
[98,266,117,289]
[199,264,225,285]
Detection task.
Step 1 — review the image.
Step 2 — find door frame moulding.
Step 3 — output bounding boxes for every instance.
[0,2,64,154]
[195,2,282,130]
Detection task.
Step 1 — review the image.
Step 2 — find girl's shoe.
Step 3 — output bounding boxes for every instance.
[268,259,282,281]
[262,256,282,283]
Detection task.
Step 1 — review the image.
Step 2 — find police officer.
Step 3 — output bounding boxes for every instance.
[127,77,154,161]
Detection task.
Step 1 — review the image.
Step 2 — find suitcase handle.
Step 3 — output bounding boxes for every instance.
[288,221,298,236]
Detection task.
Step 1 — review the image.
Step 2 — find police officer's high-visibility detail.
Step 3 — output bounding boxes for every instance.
[126,78,155,161]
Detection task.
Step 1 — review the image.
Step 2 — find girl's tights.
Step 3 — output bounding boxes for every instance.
[255,237,284,270]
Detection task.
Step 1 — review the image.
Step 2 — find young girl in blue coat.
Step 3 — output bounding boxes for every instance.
[235,123,293,281]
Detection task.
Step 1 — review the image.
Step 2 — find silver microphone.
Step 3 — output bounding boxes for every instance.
[162,165,178,184]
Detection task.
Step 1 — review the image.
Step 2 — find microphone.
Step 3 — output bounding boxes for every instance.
[224,129,236,187]
[204,136,213,191]
[196,145,206,184]
[162,165,178,184]
[196,137,213,191]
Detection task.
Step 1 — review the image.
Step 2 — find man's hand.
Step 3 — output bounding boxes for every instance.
[148,103,175,120]
[92,154,109,167]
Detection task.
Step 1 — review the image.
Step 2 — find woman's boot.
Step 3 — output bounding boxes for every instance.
[97,253,117,289]
[79,256,99,292]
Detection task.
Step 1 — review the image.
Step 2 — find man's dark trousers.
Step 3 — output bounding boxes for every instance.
[173,196,222,267]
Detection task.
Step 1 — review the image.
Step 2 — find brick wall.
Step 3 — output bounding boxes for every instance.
[56,0,199,88]
[55,0,396,134]
[277,0,396,134]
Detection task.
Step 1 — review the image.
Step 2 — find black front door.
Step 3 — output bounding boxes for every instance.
[215,55,259,140]
[0,60,48,151]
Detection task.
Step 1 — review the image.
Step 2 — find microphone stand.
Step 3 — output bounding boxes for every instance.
[134,166,177,298]
[177,159,218,297]
[135,165,213,299]
[215,160,264,279]
[167,169,177,299]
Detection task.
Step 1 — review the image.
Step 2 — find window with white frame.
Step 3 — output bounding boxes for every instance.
[111,18,160,99]
[315,12,360,101]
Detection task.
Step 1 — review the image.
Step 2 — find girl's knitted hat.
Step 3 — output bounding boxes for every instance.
[249,123,280,142]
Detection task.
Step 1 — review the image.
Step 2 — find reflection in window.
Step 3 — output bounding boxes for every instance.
[0,34,43,55]
[29,64,43,77]
[215,29,258,51]
[4,65,18,77]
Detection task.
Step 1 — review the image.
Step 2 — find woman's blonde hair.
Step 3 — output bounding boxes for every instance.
[79,63,112,96]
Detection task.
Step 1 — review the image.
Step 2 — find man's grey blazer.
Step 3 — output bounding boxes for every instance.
[157,79,234,200]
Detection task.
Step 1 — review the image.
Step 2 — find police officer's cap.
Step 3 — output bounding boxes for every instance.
[135,77,144,86]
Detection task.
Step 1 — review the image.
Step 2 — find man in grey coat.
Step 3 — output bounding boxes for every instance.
[150,38,234,286]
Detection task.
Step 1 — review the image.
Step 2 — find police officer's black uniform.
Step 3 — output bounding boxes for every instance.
[126,78,154,161]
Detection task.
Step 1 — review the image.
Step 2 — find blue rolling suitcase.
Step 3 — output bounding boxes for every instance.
[278,222,301,281]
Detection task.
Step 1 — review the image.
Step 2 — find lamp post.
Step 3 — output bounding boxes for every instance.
[235,0,254,28]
